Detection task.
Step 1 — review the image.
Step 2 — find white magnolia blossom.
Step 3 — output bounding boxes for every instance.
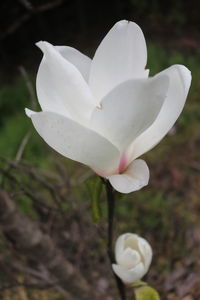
[26,20,191,193]
[112,233,152,284]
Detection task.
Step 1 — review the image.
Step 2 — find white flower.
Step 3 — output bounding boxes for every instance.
[112,233,152,284]
[25,20,191,193]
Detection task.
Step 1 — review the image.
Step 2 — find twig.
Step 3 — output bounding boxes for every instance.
[0,281,57,292]
[0,14,30,40]
[12,261,56,283]
[104,180,126,300]
[0,159,68,221]
[0,157,61,181]
[0,0,65,40]
[0,166,61,213]
[15,132,31,162]
[11,262,68,296]
[14,66,37,162]
[19,66,37,110]
[1,67,34,187]
[18,0,33,11]
[34,0,64,12]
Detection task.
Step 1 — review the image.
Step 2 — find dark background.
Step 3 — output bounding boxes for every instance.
[0,0,199,79]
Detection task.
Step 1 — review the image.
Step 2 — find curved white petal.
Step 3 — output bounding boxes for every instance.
[36,41,97,125]
[115,233,137,262]
[112,263,145,284]
[115,233,127,261]
[90,75,169,151]
[129,65,192,160]
[55,46,91,82]
[138,237,153,273]
[89,20,148,100]
[117,248,141,269]
[108,159,149,194]
[124,234,140,249]
[26,110,120,172]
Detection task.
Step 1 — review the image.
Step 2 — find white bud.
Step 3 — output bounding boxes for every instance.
[112,233,152,284]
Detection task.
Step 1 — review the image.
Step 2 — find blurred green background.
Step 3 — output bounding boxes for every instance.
[0,1,200,299]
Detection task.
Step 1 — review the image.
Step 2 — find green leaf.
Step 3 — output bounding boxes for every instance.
[86,177,103,223]
[130,281,147,288]
[135,286,161,300]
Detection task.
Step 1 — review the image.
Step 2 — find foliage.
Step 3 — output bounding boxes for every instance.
[134,285,160,300]
[0,78,50,166]
[86,176,103,223]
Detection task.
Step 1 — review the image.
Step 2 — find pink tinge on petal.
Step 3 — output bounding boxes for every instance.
[118,153,128,173]
[92,153,129,178]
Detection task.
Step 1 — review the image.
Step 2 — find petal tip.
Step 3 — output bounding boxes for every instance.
[115,20,142,32]
[115,20,128,26]
[36,41,52,54]
[35,41,45,49]
[25,108,35,118]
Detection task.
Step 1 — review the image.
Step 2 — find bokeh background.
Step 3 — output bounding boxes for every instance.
[0,1,200,299]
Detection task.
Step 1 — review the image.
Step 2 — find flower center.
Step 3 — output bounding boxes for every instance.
[96,104,102,109]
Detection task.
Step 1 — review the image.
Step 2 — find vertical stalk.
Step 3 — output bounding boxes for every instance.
[104,180,126,300]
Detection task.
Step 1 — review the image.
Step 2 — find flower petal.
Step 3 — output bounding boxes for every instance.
[124,235,140,251]
[115,233,138,262]
[112,263,145,284]
[90,75,169,151]
[117,248,141,269]
[108,159,149,193]
[115,233,127,261]
[26,110,120,172]
[129,65,192,159]
[138,237,153,273]
[55,46,91,82]
[36,41,97,124]
[89,20,148,100]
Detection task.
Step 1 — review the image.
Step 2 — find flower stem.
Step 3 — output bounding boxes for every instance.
[104,180,126,300]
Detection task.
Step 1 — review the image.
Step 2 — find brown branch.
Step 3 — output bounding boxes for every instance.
[18,66,37,110]
[34,0,64,13]
[0,14,30,40]
[0,166,57,213]
[0,281,59,292]
[0,162,67,223]
[15,66,37,162]
[18,0,33,11]
[0,190,92,299]
[0,0,65,40]
[0,258,68,296]
[15,132,31,162]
